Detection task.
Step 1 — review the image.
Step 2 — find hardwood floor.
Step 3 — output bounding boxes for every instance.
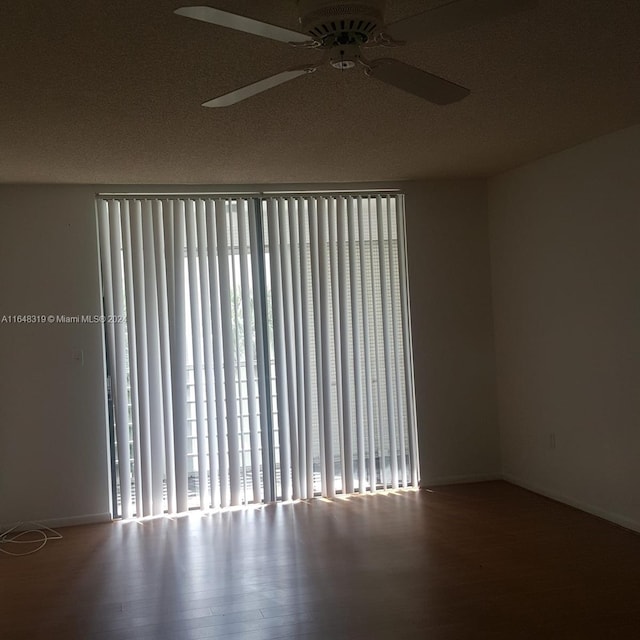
[2,481,640,639]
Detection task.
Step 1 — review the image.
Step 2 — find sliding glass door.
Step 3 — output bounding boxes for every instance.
[97,193,417,518]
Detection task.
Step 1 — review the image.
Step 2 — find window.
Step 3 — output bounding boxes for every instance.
[97,193,418,518]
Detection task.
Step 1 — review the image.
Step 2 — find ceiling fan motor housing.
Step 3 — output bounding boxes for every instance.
[297,0,385,46]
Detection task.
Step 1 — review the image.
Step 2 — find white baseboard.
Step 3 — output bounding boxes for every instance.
[420,473,502,488]
[503,474,640,534]
[1,512,112,532]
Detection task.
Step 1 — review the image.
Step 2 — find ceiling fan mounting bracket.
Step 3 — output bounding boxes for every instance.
[297,0,385,47]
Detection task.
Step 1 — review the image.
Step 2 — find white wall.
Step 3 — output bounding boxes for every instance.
[6,132,635,528]
[489,125,640,531]
[0,180,500,523]
[405,181,501,485]
[0,185,111,526]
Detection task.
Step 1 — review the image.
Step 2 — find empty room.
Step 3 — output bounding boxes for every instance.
[1,1,639,639]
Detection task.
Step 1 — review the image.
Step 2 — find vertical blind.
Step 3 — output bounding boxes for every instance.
[97,193,418,518]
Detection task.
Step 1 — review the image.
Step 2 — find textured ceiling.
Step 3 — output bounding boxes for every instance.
[1,0,639,184]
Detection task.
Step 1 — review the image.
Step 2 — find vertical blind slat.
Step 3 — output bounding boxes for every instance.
[142,200,166,515]
[308,198,327,497]
[376,196,399,489]
[170,200,189,513]
[355,198,376,493]
[215,199,241,506]
[129,201,152,516]
[387,198,406,487]
[279,199,300,500]
[185,200,209,509]
[99,201,131,517]
[228,209,247,504]
[120,201,143,515]
[206,200,229,508]
[318,198,335,498]
[237,199,262,503]
[196,200,219,506]
[397,196,419,487]
[266,198,291,500]
[289,198,306,500]
[298,200,315,499]
[367,198,386,490]
[336,197,353,493]
[289,199,308,499]
[152,201,176,511]
[328,198,345,492]
[347,197,365,492]
[98,201,129,514]
[249,204,274,503]
[107,201,132,516]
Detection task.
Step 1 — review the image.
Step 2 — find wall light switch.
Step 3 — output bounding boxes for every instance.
[72,348,84,365]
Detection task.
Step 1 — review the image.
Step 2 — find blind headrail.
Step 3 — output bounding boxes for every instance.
[97,189,401,199]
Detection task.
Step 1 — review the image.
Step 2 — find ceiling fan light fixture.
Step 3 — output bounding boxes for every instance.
[329,42,362,69]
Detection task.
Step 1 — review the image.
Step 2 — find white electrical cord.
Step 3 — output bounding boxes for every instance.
[0,522,63,556]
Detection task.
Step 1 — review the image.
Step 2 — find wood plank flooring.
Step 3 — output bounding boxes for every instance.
[2,481,640,639]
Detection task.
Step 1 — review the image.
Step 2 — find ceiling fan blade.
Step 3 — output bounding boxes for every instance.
[175,6,313,44]
[202,66,317,107]
[384,0,537,42]
[367,58,469,105]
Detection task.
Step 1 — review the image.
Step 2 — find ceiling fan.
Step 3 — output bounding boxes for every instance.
[175,0,536,107]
